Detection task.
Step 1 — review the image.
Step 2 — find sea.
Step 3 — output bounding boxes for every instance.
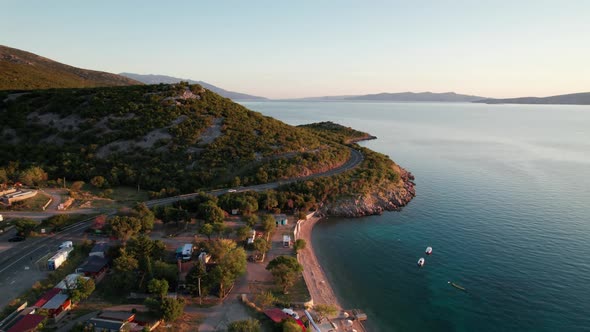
[240,100,590,332]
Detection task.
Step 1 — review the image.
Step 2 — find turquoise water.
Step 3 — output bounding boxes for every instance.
[240,101,590,332]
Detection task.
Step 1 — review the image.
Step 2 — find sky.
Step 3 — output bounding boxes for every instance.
[1,0,589,99]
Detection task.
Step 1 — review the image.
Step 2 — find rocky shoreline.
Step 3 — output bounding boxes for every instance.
[319,166,416,217]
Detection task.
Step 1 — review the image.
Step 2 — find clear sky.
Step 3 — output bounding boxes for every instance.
[1,0,589,99]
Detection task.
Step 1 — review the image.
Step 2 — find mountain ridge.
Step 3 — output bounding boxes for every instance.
[473,92,590,105]
[0,45,141,90]
[120,73,267,101]
[282,91,485,102]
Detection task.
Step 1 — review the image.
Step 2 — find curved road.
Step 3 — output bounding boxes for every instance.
[0,148,364,309]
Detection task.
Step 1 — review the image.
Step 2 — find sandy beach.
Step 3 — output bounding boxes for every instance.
[297,215,367,332]
[297,215,343,309]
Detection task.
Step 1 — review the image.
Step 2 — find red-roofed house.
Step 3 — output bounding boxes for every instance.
[33,288,61,308]
[6,314,45,332]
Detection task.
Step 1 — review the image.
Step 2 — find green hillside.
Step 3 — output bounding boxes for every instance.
[0,83,350,194]
[0,45,140,90]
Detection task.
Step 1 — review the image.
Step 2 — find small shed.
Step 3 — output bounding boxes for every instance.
[274,214,288,226]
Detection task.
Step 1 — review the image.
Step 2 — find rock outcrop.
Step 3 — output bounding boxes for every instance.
[320,167,415,217]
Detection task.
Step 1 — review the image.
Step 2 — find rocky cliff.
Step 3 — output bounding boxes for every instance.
[320,167,415,217]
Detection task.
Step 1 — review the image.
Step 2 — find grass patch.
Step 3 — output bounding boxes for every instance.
[79,185,149,209]
[273,275,311,305]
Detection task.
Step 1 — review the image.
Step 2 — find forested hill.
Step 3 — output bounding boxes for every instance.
[0,45,141,90]
[120,73,267,101]
[0,83,351,194]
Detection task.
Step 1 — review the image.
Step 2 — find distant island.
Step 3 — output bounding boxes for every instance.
[0,45,140,90]
[473,92,590,105]
[120,73,267,101]
[286,91,486,102]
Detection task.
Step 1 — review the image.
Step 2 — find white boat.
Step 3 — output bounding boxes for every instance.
[417,257,425,267]
[425,246,433,255]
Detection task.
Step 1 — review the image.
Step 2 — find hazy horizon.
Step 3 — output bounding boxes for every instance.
[2,1,589,99]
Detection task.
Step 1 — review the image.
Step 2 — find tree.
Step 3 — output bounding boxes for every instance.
[133,203,155,232]
[127,235,155,260]
[213,222,227,238]
[281,319,301,332]
[144,297,184,322]
[14,218,37,236]
[253,238,270,256]
[254,291,275,309]
[152,261,178,288]
[235,225,252,242]
[110,216,142,242]
[200,201,225,224]
[68,277,95,303]
[313,304,338,322]
[293,239,306,253]
[45,214,69,231]
[160,298,184,322]
[18,166,47,186]
[266,256,303,294]
[242,214,258,227]
[113,248,138,272]
[186,260,207,303]
[70,181,85,192]
[199,223,214,240]
[227,319,261,332]
[206,239,247,297]
[261,214,276,234]
[148,278,169,299]
[90,176,108,189]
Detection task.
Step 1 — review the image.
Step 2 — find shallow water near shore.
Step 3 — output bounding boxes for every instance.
[240,101,590,331]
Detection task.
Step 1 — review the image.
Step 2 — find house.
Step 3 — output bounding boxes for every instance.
[89,242,110,258]
[274,214,288,226]
[77,256,109,281]
[6,314,45,332]
[33,288,61,308]
[1,190,37,205]
[41,293,71,321]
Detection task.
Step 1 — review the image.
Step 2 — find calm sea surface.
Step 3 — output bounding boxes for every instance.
[240,101,590,332]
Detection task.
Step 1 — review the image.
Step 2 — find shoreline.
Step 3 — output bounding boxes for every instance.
[297,215,342,309]
[296,215,367,332]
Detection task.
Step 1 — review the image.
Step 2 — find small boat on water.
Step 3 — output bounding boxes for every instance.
[425,246,433,255]
[417,257,425,267]
[448,281,466,291]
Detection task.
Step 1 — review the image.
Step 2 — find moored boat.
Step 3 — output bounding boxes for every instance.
[417,257,425,267]
[425,246,432,255]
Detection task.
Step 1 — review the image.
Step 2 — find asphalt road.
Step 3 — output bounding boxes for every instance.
[0,147,363,308]
[0,217,96,309]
